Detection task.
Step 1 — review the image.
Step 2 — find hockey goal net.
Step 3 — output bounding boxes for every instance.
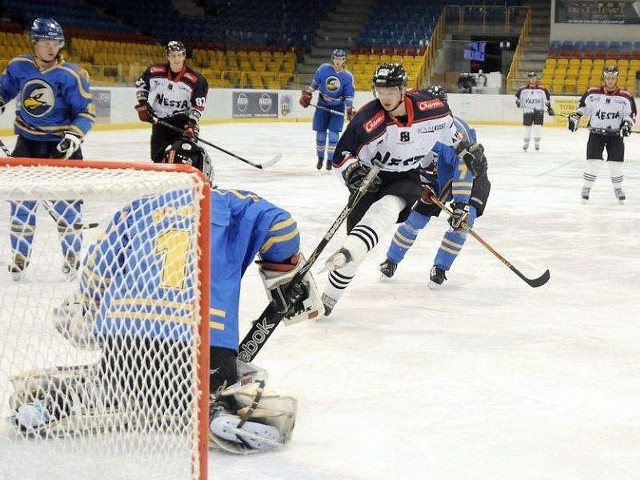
[0,157,210,480]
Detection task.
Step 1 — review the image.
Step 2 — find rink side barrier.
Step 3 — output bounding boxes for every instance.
[1,87,638,135]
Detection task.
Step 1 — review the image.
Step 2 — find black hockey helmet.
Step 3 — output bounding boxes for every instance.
[527,71,537,78]
[163,139,214,184]
[372,63,408,88]
[603,65,619,77]
[165,40,186,55]
[426,85,448,101]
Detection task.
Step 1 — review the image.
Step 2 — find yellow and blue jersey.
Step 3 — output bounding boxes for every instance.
[82,188,299,352]
[0,54,94,141]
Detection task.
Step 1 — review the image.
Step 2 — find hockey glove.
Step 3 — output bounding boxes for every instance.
[547,106,555,116]
[346,106,356,121]
[299,89,312,108]
[568,112,581,132]
[343,162,382,193]
[0,98,5,115]
[454,140,488,177]
[55,133,82,159]
[183,120,199,139]
[135,100,154,123]
[448,202,469,229]
[621,120,632,137]
[515,98,521,108]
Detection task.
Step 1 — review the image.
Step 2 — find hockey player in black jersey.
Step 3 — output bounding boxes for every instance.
[135,41,209,162]
[320,63,487,315]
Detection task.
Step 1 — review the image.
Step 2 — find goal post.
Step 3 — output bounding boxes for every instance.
[0,157,210,480]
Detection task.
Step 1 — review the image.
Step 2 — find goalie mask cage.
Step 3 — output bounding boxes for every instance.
[0,157,210,480]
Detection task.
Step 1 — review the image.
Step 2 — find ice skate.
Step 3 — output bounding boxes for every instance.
[316,158,323,170]
[534,142,540,151]
[8,254,28,281]
[522,140,529,152]
[379,259,397,279]
[581,186,590,204]
[325,160,332,171]
[61,252,80,279]
[428,265,447,289]
[614,188,625,203]
[321,293,337,317]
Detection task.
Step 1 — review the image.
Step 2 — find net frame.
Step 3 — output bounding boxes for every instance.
[0,156,210,480]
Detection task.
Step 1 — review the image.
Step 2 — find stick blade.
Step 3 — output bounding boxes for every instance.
[260,154,282,168]
[526,269,550,288]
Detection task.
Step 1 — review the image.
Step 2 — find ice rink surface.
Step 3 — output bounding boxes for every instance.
[2,121,640,479]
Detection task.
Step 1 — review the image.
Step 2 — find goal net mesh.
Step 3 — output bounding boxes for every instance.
[0,159,209,480]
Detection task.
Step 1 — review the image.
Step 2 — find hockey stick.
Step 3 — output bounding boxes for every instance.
[429,195,550,288]
[154,118,281,169]
[310,103,346,117]
[41,200,99,230]
[0,138,12,157]
[238,161,384,362]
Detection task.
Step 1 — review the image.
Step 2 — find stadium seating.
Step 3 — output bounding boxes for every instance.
[543,39,640,94]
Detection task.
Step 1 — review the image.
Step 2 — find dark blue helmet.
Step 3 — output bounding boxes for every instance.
[331,49,346,61]
[30,18,64,48]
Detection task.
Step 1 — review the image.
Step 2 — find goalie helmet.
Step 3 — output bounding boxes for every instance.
[30,17,65,48]
[163,139,214,184]
[165,40,186,55]
[372,63,408,88]
[331,49,346,61]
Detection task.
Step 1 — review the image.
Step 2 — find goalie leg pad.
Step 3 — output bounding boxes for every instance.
[258,252,323,325]
[209,379,297,454]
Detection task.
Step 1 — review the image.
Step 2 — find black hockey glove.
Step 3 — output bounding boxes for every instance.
[547,105,555,116]
[621,120,632,137]
[568,112,581,132]
[515,98,521,108]
[0,98,5,115]
[343,162,382,193]
[454,140,488,177]
[448,202,469,229]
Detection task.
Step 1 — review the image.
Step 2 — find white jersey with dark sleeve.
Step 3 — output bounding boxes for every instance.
[576,87,637,131]
[135,64,209,122]
[332,89,457,179]
[515,84,551,113]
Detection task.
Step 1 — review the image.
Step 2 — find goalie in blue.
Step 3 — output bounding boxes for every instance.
[7,139,322,455]
[379,113,491,288]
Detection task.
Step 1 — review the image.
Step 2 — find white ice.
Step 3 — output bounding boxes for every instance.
[2,121,640,480]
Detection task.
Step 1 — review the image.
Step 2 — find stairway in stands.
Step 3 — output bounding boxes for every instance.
[296,0,374,83]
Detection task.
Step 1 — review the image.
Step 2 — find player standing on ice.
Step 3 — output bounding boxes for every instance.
[320,63,487,316]
[298,48,355,171]
[8,139,322,454]
[134,41,209,162]
[0,17,95,280]
[514,72,554,152]
[567,65,637,203]
[379,112,490,288]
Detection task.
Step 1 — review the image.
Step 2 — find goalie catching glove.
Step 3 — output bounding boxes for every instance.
[454,140,488,177]
[258,253,322,325]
